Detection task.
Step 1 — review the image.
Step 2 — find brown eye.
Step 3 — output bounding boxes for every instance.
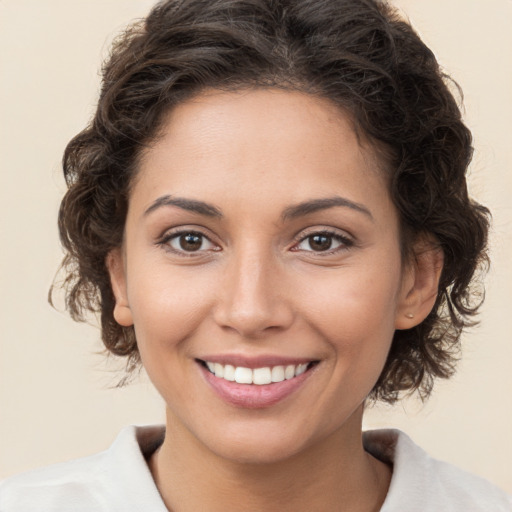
[180,233,203,251]
[294,231,351,254]
[167,231,216,253]
[308,234,333,251]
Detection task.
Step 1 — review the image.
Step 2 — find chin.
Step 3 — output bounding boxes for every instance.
[209,433,310,465]
[191,413,340,466]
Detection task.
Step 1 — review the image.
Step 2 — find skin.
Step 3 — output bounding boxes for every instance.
[108,88,442,511]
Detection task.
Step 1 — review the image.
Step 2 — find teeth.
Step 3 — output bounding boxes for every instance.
[223,364,236,381]
[234,366,253,384]
[285,365,295,380]
[214,363,224,378]
[295,363,308,377]
[204,361,312,385]
[253,367,272,385]
[271,365,285,383]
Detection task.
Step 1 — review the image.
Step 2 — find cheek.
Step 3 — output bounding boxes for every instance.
[126,263,215,352]
[296,263,402,414]
[126,265,219,407]
[295,258,402,365]
[300,262,401,330]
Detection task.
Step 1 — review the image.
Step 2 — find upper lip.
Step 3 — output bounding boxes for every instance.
[197,354,317,369]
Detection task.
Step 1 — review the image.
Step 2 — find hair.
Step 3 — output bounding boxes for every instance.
[54,0,490,402]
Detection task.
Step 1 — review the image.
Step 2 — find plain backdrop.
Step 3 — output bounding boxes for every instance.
[1,0,511,494]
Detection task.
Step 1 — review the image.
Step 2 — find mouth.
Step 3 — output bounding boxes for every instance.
[198,359,318,385]
[196,357,319,408]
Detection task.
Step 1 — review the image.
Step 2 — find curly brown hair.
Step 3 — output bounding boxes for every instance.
[54,0,490,402]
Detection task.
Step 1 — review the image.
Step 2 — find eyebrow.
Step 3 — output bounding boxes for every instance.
[143,194,373,221]
[281,196,374,221]
[144,195,223,218]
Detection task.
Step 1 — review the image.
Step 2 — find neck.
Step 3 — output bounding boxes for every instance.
[149,406,391,512]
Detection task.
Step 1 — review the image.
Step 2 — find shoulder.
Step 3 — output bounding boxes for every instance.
[0,448,111,512]
[364,429,512,512]
[0,425,167,512]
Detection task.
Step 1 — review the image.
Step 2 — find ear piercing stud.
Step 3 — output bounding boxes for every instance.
[405,313,414,319]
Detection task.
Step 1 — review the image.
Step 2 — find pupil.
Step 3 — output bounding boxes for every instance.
[310,234,332,251]
[180,233,202,251]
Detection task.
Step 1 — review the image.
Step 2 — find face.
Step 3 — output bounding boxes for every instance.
[109,89,426,464]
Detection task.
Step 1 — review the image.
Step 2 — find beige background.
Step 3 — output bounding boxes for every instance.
[1,0,511,493]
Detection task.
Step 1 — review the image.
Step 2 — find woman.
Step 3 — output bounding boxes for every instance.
[1,0,510,510]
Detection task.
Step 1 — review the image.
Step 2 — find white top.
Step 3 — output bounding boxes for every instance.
[1,426,510,511]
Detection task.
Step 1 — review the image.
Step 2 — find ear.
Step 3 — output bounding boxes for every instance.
[395,236,444,330]
[106,248,134,327]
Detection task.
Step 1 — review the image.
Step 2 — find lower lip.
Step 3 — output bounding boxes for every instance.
[199,363,314,409]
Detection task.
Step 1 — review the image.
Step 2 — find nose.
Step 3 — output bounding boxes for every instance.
[213,247,295,338]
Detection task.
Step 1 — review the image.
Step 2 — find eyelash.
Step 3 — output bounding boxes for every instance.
[291,230,354,255]
[157,229,219,257]
[157,228,354,257]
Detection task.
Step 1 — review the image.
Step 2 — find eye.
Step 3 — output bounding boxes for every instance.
[293,231,352,253]
[164,231,218,253]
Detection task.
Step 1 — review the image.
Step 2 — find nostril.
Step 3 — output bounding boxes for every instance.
[212,261,295,336]
[214,305,293,337]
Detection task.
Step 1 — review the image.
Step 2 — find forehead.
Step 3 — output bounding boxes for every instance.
[131,88,391,217]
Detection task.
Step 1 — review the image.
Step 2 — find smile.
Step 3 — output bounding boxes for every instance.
[197,357,319,408]
[203,361,313,385]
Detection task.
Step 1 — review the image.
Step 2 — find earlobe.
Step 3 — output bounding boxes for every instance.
[395,238,444,330]
[106,248,134,327]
